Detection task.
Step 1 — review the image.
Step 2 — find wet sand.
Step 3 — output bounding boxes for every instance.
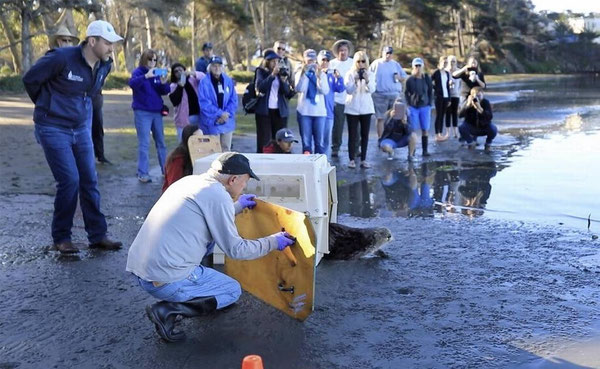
[1,78,600,368]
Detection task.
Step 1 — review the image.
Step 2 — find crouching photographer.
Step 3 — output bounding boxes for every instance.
[458,87,497,152]
[379,101,417,161]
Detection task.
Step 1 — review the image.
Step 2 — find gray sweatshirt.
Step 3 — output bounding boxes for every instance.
[126,173,278,283]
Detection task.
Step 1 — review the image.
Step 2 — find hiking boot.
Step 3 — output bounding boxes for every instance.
[54,241,79,254]
[484,144,491,153]
[90,237,122,250]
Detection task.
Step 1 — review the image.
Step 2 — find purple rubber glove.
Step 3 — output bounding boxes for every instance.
[238,194,257,209]
[274,232,295,251]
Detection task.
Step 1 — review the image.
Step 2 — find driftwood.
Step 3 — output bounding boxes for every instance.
[326,223,392,260]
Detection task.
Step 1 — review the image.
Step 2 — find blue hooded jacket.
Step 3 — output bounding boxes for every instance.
[128,66,170,112]
[22,43,113,129]
[197,72,237,134]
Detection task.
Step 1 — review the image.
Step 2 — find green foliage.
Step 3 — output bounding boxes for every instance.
[229,70,254,84]
[0,74,24,93]
[103,72,131,90]
[0,65,14,76]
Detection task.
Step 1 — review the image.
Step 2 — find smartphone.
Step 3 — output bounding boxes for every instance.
[153,68,168,77]
[393,101,406,119]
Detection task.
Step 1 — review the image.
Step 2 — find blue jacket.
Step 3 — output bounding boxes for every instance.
[195,57,210,73]
[324,70,345,119]
[255,67,295,117]
[197,73,237,134]
[22,44,112,129]
[128,66,170,112]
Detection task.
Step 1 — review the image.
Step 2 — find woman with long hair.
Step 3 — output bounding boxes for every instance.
[128,49,170,183]
[168,63,205,142]
[431,56,451,142]
[452,56,486,102]
[344,50,376,169]
[162,124,201,193]
[445,55,461,138]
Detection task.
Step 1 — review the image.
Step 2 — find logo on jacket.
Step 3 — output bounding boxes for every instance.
[67,71,84,82]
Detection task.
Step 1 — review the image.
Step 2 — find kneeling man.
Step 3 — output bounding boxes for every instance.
[459,87,497,152]
[126,152,295,342]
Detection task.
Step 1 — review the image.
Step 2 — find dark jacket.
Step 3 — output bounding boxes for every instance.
[22,43,112,129]
[379,113,412,144]
[453,68,486,97]
[431,69,451,99]
[405,74,433,108]
[128,66,170,112]
[459,98,493,127]
[255,67,295,117]
[195,56,210,73]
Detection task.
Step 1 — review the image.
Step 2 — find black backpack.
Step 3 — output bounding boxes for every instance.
[242,69,259,114]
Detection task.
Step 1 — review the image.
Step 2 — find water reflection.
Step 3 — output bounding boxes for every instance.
[337,160,498,219]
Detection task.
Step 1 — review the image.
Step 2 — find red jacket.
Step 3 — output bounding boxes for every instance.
[162,154,186,193]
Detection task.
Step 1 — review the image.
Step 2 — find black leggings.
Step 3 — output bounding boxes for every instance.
[346,114,371,161]
[434,97,449,134]
[445,97,459,127]
[255,109,287,153]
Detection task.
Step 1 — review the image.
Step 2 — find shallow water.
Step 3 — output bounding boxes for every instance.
[338,76,600,231]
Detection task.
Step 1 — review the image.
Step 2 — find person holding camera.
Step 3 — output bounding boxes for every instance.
[445,55,462,138]
[168,63,206,143]
[295,49,330,154]
[329,39,354,157]
[197,56,237,152]
[379,101,417,161]
[344,50,376,169]
[452,56,486,102]
[369,46,408,138]
[405,57,433,157]
[254,49,295,153]
[128,49,170,183]
[458,87,497,152]
[274,40,295,86]
[432,56,451,142]
[317,49,345,157]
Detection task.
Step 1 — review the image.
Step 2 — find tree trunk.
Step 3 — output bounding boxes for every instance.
[143,9,152,49]
[191,0,197,67]
[456,9,464,58]
[247,0,264,49]
[0,12,22,73]
[21,8,33,73]
[399,25,406,49]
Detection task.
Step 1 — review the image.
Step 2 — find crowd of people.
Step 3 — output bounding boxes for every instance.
[23,18,500,343]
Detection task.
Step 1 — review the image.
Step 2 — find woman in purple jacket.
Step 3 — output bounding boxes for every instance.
[128,49,170,183]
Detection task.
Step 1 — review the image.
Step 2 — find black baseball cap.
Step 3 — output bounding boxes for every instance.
[275,128,298,143]
[202,42,213,50]
[212,152,260,180]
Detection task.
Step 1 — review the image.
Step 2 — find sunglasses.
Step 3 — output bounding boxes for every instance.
[414,64,422,67]
[150,58,157,62]
[357,60,367,63]
[321,59,329,62]
[277,47,286,51]
[386,52,393,55]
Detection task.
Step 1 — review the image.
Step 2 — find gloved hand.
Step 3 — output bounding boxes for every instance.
[274,231,295,251]
[238,194,257,210]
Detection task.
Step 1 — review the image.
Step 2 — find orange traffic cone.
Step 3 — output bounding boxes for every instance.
[241,355,263,369]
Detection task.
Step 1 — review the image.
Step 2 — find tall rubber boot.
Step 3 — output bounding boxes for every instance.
[422,135,430,157]
[145,296,218,343]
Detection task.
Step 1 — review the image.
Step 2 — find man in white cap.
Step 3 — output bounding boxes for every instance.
[22,20,123,254]
[329,39,354,157]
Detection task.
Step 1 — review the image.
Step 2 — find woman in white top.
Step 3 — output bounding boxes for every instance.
[295,49,330,154]
[445,55,462,138]
[344,51,376,169]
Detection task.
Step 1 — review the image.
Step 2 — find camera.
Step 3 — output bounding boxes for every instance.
[358,68,366,80]
[278,60,289,77]
[472,98,478,103]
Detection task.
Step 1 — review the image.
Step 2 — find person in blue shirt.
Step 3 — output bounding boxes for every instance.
[195,42,214,73]
[197,56,238,152]
[317,50,345,157]
[128,49,171,183]
[22,20,123,254]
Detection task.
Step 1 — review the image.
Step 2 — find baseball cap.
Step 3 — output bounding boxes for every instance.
[384,46,393,54]
[263,49,280,61]
[86,20,123,43]
[209,55,223,64]
[303,49,317,61]
[202,42,213,50]
[211,152,260,181]
[412,57,424,67]
[317,50,332,62]
[275,128,298,143]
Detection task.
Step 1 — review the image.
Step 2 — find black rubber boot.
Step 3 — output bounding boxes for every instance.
[422,135,430,157]
[145,296,218,343]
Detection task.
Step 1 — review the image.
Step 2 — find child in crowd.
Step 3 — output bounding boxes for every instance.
[262,128,298,153]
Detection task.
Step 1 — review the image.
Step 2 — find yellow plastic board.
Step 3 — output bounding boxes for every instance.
[188,134,221,163]
[228,199,316,321]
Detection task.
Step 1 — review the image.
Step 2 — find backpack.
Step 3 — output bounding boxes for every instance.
[242,69,259,114]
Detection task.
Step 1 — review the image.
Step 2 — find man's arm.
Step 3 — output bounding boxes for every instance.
[22,50,64,103]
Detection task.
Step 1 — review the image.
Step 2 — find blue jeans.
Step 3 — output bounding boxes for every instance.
[300,115,326,154]
[323,118,334,156]
[459,122,498,144]
[138,266,241,309]
[408,105,432,132]
[380,137,409,150]
[133,110,167,177]
[34,124,107,244]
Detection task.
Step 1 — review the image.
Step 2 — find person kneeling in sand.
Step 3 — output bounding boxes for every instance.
[126,152,296,343]
[262,128,298,153]
[458,87,497,152]
[379,101,417,161]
